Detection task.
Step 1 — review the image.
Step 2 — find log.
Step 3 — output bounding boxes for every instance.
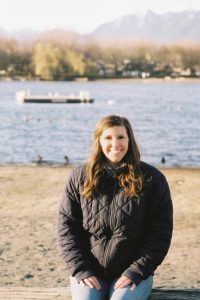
[0,287,69,300]
[0,287,200,300]
[149,288,200,299]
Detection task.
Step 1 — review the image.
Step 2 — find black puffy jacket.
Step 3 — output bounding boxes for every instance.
[57,161,173,286]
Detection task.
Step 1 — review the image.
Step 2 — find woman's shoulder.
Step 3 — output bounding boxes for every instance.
[139,161,170,199]
[67,164,87,181]
[71,164,86,173]
[139,160,166,182]
[63,164,87,192]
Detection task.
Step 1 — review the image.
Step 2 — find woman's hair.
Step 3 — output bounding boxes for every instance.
[82,115,143,198]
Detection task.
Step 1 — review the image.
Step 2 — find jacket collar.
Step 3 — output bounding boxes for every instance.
[103,162,127,178]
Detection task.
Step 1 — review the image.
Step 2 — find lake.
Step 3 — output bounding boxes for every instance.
[0,79,199,167]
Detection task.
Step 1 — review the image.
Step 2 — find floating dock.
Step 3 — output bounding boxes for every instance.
[16,90,94,104]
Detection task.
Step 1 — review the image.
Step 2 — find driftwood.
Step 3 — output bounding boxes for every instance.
[0,287,69,300]
[0,287,200,300]
[149,288,200,299]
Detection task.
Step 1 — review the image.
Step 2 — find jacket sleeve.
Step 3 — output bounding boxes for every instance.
[123,171,173,286]
[57,168,96,281]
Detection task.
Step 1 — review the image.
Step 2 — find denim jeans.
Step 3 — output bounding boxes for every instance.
[70,275,153,300]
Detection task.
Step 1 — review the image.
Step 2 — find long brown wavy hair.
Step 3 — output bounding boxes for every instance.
[82,115,143,198]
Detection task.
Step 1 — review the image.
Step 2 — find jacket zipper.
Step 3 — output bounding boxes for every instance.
[103,182,117,271]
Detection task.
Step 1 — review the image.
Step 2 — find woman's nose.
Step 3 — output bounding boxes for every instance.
[111,138,119,147]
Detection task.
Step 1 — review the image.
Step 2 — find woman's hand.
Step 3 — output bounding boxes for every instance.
[80,276,101,290]
[114,275,136,290]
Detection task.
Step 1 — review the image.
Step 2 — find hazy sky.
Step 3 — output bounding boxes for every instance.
[1,0,200,33]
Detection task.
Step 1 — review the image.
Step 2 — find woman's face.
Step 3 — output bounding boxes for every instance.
[99,126,129,166]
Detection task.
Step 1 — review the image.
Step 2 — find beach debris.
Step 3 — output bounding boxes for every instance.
[176,179,184,185]
[24,273,34,279]
[37,267,42,271]
[49,267,55,272]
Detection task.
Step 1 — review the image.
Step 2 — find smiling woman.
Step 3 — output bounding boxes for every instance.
[99,126,129,166]
[82,115,143,199]
[57,114,173,300]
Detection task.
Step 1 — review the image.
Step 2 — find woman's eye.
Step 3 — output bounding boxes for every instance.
[118,136,124,139]
[105,136,112,140]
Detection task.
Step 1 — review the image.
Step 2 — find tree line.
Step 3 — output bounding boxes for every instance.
[1,35,200,80]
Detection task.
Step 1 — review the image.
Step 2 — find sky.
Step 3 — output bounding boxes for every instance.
[1,0,200,33]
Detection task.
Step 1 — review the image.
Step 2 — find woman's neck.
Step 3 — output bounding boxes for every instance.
[105,161,123,169]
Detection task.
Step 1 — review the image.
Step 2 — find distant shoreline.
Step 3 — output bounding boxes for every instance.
[1,77,200,83]
[0,163,200,171]
[93,77,200,84]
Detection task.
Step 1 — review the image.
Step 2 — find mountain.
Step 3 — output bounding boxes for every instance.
[90,10,200,43]
[1,29,39,42]
[1,10,200,44]
[0,28,83,44]
[37,29,81,44]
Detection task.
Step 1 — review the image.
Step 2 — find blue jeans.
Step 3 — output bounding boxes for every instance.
[70,275,153,300]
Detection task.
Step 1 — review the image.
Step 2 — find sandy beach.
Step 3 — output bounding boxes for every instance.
[0,165,199,289]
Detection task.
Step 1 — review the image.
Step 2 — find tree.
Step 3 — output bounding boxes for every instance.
[32,43,64,80]
[64,50,86,77]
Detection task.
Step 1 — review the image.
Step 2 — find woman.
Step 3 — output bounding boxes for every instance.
[58,115,173,300]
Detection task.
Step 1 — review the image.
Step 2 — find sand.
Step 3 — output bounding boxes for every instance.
[0,165,199,288]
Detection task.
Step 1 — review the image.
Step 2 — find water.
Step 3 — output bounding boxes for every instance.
[0,79,200,167]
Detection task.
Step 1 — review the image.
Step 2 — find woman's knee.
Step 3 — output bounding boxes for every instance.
[70,276,108,300]
[109,276,153,300]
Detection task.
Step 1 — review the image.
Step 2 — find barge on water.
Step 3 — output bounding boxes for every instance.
[16,90,94,104]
